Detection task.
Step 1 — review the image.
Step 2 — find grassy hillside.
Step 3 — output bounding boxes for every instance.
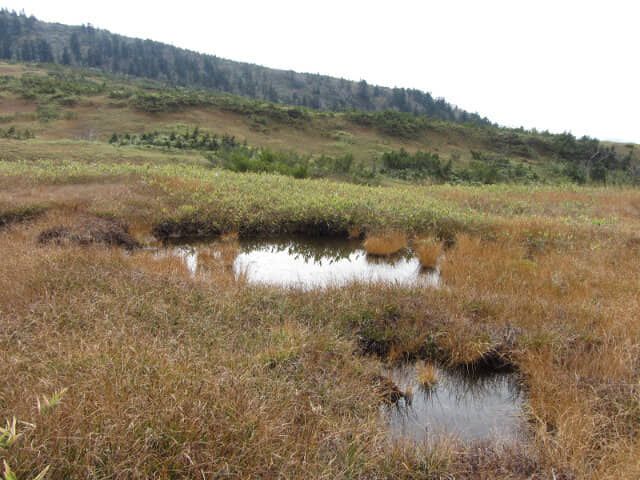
[1,61,638,186]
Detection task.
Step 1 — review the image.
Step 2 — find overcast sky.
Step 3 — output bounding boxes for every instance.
[4,1,639,143]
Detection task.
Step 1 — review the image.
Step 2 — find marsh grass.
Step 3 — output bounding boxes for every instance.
[2,61,640,479]
[364,232,407,256]
[1,154,640,478]
[416,362,439,389]
[413,237,443,269]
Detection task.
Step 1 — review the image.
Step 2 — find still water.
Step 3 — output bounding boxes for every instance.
[166,236,439,289]
[386,364,524,444]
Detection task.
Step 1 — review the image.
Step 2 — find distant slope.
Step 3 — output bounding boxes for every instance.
[0,8,492,125]
[1,60,638,186]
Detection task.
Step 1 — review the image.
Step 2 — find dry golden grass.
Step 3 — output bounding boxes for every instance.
[413,237,443,268]
[2,147,640,478]
[3,201,640,478]
[433,228,640,478]
[416,362,439,388]
[1,221,415,479]
[363,232,407,256]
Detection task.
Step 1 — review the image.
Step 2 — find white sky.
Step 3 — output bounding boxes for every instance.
[4,1,639,143]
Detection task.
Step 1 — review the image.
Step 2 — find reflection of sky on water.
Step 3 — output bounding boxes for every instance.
[386,365,524,444]
[233,240,439,289]
[159,236,440,289]
[176,245,199,274]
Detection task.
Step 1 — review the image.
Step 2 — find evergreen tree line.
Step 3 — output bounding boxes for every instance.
[0,9,491,126]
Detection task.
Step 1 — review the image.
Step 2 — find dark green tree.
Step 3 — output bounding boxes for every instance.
[61,46,71,65]
[36,39,54,63]
[70,32,81,61]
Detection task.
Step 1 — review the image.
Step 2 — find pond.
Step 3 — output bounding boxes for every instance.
[385,364,525,444]
[162,236,440,289]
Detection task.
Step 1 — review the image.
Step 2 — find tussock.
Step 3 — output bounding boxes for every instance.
[364,232,407,256]
[37,214,140,249]
[417,362,439,388]
[413,237,443,268]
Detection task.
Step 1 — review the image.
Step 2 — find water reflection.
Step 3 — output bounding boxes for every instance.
[240,236,365,264]
[234,236,439,289]
[386,364,524,444]
[158,236,440,289]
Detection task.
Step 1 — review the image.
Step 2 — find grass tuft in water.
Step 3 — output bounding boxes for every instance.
[364,232,407,256]
[414,238,443,269]
[416,362,439,389]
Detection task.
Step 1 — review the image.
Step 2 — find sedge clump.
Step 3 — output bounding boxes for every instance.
[348,225,363,239]
[416,362,439,388]
[364,232,407,256]
[414,238,443,269]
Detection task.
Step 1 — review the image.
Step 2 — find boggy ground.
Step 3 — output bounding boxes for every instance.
[1,153,640,479]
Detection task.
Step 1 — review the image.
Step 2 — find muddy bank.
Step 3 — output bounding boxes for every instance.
[38,215,140,249]
[0,205,45,229]
[152,219,352,240]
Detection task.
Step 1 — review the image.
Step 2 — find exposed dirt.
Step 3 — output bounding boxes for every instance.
[0,205,44,228]
[151,219,221,240]
[38,215,140,249]
[0,95,38,115]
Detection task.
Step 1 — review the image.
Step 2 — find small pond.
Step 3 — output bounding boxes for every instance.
[163,236,440,289]
[385,364,524,444]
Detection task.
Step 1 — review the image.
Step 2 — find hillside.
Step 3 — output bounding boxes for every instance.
[0,8,492,124]
[1,61,638,186]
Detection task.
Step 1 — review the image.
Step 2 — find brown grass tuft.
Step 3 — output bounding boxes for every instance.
[414,238,443,268]
[416,362,439,388]
[363,232,407,256]
[348,225,363,239]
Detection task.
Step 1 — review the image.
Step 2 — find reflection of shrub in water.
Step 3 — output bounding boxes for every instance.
[243,237,361,264]
[389,364,522,421]
[444,367,522,403]
[364,250,414,267]
[241,236,418,266]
